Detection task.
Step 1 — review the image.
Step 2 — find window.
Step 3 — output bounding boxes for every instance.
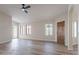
[27,25,31,35]
[20,25,23,35]
[78,21,79,33]
[19,24,26,36]
[13,24,17,38]
[73,21,77,38]
[18,24,31,36]
[45,24,53,36]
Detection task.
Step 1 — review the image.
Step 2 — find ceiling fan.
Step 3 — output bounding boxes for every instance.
[21,4,31,13]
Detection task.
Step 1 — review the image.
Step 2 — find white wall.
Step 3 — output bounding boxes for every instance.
[66,5,78,50]
[19,20,56,42]
[18,13,68,43]
[71,5,78,45]
[77,17,79,54]
[54,15,68,46]
[18,7,78,48]
[72,5,78,45]
[0,11,12,43]
[74,5,79,54]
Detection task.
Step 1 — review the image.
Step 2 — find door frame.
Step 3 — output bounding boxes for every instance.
[57,21,65,45]
[55,19,65,45]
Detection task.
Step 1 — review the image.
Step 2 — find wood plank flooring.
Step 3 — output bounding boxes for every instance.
[0,39,78,55]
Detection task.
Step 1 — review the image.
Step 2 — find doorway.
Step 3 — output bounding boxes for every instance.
[57,21,65,45]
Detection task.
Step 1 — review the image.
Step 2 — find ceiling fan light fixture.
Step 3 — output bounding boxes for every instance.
[22,8,25,11]
[21,4,31,14]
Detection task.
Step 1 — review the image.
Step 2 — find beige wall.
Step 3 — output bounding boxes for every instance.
[0,11,12,43]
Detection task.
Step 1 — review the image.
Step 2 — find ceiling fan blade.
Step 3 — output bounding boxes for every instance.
[24,10,28,13]
[21,4,30,14]
[25,5,31,9]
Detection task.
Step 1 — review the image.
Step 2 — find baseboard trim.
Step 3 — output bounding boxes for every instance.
[0,40,11,44]
[19,38,57,43]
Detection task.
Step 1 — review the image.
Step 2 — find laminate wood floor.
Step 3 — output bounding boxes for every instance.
[0,39,78,55]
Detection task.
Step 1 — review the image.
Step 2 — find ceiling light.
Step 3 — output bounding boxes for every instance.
[22,9,25,11]
[21,4,31,13]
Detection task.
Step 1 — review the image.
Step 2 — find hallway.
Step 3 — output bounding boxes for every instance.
[0,39,77,55]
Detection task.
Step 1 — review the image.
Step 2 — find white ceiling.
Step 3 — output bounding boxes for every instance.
[0,4,68,23]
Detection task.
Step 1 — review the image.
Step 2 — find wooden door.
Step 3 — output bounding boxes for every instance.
[57,21,65,45]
